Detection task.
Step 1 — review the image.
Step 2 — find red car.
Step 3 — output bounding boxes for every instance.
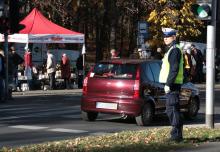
[81,59,200,126]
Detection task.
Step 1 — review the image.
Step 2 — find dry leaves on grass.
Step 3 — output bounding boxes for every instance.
[2,127,220,152]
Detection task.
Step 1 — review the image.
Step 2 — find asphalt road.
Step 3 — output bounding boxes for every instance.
[0,90,145,148]
[0,86,220,148]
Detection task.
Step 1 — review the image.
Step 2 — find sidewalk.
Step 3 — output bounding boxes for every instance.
[11,83,218,96]
[12,89,83,96]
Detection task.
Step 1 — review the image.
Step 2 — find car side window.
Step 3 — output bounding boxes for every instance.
[149,62,161,83]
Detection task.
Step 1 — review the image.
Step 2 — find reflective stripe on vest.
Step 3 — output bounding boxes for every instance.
[159,44,183,84]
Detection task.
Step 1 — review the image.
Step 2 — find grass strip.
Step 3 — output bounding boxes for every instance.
[1,127,220,152]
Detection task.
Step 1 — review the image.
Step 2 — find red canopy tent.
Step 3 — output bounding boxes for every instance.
[3,8,84,43]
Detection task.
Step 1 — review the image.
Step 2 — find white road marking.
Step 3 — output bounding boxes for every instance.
[9,125,88,134]
[9,125,48,130]
[0,107,80,121]
[48,128,88,133]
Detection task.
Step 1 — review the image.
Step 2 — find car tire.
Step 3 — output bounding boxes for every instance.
[81,111,98,121]
[183,97,200,120]
[135,102,154,126]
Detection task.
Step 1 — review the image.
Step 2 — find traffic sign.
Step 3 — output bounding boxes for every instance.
[137,21,149,46]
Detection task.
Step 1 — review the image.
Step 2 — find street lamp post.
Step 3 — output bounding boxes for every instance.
[206,0,218,129]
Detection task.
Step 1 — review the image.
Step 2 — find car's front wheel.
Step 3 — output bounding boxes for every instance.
[81,111,98,121]
[183,97,200,120]
[135,102,154,126]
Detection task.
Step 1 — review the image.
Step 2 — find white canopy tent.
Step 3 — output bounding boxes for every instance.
[0,8,84,44]
[0,8,85,94]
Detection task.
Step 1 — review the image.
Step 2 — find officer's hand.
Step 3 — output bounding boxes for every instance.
[164,85,170,93]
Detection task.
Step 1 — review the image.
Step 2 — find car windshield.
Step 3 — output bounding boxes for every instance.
[92,63,137,79]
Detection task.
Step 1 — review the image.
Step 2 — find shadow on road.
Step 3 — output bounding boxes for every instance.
[1,88,220,127]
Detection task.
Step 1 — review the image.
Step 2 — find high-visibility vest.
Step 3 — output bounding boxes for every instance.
[159,44,183,84]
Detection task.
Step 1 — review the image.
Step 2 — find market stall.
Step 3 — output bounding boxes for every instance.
[1,8,85,90]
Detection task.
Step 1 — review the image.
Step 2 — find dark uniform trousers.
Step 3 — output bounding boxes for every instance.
[48,72,56,90]
[166,87,183,139]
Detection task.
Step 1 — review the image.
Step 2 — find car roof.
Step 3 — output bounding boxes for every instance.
[99,58,160,64]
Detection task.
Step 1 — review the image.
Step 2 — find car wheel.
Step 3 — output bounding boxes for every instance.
[183,97,200,120]
[81,111,98,121]
[135,102,154,126]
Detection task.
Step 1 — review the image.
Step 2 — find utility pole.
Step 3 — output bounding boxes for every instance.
[206,0,217,129]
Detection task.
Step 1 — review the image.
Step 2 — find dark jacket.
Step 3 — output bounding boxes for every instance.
[0,54,5,78]
[13,52,24,66]
[8,51,23,75]
[76,55,83,70]
[166,41,182,89]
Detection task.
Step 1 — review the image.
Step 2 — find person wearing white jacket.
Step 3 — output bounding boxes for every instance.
[46,50,56,90]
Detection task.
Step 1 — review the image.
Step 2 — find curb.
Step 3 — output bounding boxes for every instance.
[12,89,83,96]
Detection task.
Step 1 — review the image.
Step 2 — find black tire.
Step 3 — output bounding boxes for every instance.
[135,102,154,126]
[183,97,200,120]
[81,111,98,121]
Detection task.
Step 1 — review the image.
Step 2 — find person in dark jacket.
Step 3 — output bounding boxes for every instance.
[153,47,163,60]
[8,46,24,91]
[159,27,184,142]
[191,44,204,83]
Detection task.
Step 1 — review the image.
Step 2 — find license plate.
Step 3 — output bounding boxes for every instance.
[96,102,118,110]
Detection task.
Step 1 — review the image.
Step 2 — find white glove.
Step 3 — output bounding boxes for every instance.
[164,85,170,93]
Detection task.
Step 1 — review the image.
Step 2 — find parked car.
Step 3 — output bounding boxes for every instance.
[81,59,200,126]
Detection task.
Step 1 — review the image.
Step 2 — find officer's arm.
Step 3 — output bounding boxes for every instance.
[166,48,181,86]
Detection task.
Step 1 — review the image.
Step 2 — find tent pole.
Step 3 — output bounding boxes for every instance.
[83,53,85,79]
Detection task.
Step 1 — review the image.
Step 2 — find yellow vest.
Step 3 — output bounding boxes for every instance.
[159,44,183,84]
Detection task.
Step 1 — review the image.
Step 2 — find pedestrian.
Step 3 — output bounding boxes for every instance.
[190,44,204,83]
[60,53,71,89]
[129,48,139,59]
[8,46,24,91]
[76,55,83,89]
[46,50,56,90]
[0,49,5,102]
[24,48,32,90]
[153,47,163,60]
[159,27,184,142]
[110,49,119,59]
[137,48,143,59]
[141,41,152,59]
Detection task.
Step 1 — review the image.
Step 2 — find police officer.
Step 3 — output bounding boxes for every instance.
[159,27,184,142]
